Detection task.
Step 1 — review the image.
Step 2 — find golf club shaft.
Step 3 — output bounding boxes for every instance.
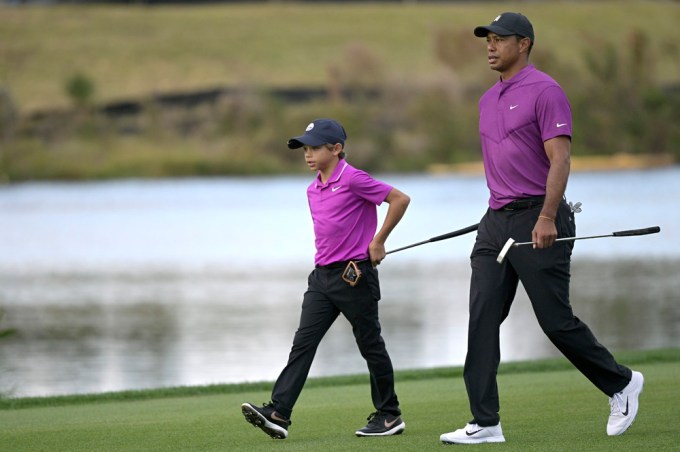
[513,226,660,247]
[386,223,479,255]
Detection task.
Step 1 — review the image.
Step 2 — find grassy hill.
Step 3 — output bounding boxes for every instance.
[0,1,678,180]
[1,1,677,112]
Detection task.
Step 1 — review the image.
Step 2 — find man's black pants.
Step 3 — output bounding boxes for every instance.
[465,199,631,426]
[271,261,401,419]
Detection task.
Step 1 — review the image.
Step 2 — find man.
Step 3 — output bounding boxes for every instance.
[241,118,410,439]
[440,13,643,445]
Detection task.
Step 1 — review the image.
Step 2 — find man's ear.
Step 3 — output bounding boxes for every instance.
[520,37,531,53]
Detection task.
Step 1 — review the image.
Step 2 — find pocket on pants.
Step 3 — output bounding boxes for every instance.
[362,264,381,302]
[557,201,576,259]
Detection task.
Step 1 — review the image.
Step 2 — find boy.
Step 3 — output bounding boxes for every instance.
[241,118,410,439]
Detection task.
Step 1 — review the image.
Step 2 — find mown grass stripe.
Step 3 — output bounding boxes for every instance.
[2,348,677,410]
[1,356,678,451]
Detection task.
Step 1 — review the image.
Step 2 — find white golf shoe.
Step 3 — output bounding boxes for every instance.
[440,422,505,444]
[607,370,644,436]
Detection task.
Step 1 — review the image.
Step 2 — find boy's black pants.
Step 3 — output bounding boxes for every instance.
[271,261,401,419]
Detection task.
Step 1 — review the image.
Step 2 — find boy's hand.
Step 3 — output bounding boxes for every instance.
[369,241,386,267]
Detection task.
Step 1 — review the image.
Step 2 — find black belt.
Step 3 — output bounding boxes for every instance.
[500,196,545,211]
[316,259,362,269]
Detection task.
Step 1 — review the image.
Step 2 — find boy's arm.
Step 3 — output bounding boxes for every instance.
[369,187,410,267]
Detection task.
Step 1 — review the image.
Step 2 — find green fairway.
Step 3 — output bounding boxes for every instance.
[1,350,678,451]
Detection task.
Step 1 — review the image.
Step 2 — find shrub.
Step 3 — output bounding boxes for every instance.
[65,73,96,108]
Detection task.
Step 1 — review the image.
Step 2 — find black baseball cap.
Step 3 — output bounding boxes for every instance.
[287,118,347,149]
[473,12,534,42]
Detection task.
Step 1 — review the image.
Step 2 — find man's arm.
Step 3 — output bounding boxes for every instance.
[369,187,410,266]
[533,135,571,248]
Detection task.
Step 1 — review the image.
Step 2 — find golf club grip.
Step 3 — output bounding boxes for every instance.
[428,223,480,243]
[612,226,660,237]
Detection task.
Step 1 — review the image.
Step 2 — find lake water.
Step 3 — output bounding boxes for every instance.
[0,168,679,398]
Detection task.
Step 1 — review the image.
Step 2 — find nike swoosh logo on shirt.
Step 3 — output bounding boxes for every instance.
[509,105,519,110]
[556,123,567,127]
[332,186,343,192]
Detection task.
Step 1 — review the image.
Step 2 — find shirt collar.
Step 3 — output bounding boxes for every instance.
[314,161,349,189]
[499,64,534,86]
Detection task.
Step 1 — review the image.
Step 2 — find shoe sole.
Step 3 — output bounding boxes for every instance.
[440,435,506,444]
[241,403,288,439]
[355,421,406,437]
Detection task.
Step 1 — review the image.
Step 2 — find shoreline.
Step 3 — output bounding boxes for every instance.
[429,153,676,175]
[2,347,678,409]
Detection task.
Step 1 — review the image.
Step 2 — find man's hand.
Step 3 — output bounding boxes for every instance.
[532,217,557,248]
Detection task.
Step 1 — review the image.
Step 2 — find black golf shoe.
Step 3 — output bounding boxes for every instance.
[355,411,405,437]
[241,402,291,439]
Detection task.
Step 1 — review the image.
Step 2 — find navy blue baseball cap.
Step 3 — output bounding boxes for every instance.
[287,118,347,149]
[474,12,534,42]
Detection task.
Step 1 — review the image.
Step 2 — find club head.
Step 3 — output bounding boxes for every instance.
[497,238,516,264]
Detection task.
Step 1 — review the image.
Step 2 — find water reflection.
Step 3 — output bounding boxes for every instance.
[1,259,677,398]
[1,170,678,397]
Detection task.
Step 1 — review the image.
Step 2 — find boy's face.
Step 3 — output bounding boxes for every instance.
[303,144,341,172]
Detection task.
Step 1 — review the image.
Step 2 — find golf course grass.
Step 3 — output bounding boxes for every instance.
[1,1,677,112]
[1,348,678,451]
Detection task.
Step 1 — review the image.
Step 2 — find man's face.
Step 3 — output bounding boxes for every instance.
[485,33,527,75]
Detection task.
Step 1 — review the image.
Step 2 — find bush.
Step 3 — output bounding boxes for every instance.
[64,73,96,108]
[570,29,680,156]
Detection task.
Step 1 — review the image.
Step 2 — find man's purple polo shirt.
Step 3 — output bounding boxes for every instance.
[479,64,572,209]
[307,161,392,266]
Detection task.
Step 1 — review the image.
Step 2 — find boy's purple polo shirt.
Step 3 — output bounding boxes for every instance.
[479,64,572,209]
[307,161,392,266]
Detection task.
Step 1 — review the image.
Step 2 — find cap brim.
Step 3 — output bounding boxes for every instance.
[287,134,327,149]
[474,25,515,37]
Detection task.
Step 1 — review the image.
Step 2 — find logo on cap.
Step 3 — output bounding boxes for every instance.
[494,15,501,22]
[306,123,314,132]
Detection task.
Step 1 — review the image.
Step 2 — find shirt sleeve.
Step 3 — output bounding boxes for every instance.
[349,170,393,205]
[536,84,572,142]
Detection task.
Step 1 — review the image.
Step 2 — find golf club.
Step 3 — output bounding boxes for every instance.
[352,222,479,267]
[496,226,660,264]
[344,223,479,285]
[386,222,480,255]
